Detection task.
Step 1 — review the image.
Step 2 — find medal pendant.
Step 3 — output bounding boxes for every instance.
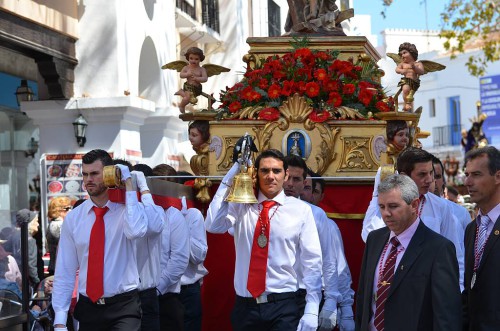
[257,234,268,248]
[471,272,477,289]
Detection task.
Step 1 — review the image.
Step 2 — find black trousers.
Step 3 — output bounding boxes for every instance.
[139,287,160,331]
[159,292,184,331]
[179,281,202,331]
[230,294,301,331]
[74,290,141,331]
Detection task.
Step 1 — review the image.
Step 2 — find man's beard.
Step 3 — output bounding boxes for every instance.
[87,183,107,197]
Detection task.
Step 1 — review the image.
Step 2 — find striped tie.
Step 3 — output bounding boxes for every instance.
[474,215,490,269]
[374,237,400,331]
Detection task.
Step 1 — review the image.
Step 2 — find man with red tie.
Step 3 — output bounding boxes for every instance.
[205,148,322,331]
[355,174,461,331]
[462,146,500,331]
[53,149,148,331]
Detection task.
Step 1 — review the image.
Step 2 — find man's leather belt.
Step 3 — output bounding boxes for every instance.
[81,289,138,305]
[236,291,297,304]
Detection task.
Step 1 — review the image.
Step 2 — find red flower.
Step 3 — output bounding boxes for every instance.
[314,69,328,81]
[228,101,242,113]
[358,89,374,106]
[258,107,280,121]
[359,81,375,90]
[294,48,313,60]
[324,79,339,92]
[268,84,282,99]
[241,86,255,101]
[328,92,342,107]
[315,51,330,61]
[258,79,269,90]
[376,101,391,112]
[305,82,320,98]
[309,110,330,123]
[251,91,262,101]
[343,84,355,95]
[282,80,294,96]
[273,70,287,80]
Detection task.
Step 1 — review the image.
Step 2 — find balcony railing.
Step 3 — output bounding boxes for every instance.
[433,124,463,147]
[177,0,196,21]
[202,0,220,33]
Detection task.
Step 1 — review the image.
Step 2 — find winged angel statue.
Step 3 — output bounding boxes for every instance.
[162,47,230,113]
[387,42,446,112]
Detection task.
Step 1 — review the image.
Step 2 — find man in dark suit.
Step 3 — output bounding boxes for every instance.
[462,146,500,331]
[355,174,461,331]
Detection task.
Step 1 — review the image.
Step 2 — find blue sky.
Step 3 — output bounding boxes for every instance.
[354,0,447,35]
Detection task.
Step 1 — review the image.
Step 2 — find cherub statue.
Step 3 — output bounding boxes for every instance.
[162,47,230,113]
[387,42,445,112]
[385,120,409,164]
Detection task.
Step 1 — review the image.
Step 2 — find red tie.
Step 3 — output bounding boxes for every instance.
[374,237,400,331]
[86,206,109,302]
[247,200,277,298]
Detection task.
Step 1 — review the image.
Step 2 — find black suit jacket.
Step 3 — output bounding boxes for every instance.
[355,221,461,331]
[463,215,500,331]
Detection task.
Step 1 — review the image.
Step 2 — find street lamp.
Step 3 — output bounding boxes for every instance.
[15,80,34,106]
[25,137,39,158]
[72,114,88,147]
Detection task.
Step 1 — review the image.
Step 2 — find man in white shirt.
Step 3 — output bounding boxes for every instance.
[284,155,343,331]
[53,149,148,331]
[362,147,465,289]
[154,163,190,331]
[179,197,208,331]
[205,149,322,331]
[132,167,165,331]
[301,171,356,331]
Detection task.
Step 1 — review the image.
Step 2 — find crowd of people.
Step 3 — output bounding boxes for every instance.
[2,136,497,331]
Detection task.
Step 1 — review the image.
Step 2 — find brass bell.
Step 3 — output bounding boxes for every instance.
[225,166,258,203]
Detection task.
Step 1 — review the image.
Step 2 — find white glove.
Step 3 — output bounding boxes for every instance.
[318,308,337,331]
[131,170,149,192]
[54,327,68,331]
[372,167,382,197]
[181,196,188,216]
[222,162,241,187]
[338,306,355,331]
[116,164,131,181]
[297,313,318,331]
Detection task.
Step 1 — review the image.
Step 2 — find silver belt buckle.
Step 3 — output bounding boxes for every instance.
[96,297,106,305]
[255,294,268,304]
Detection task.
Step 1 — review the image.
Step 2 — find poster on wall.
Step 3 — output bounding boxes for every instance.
[479,74,500,145]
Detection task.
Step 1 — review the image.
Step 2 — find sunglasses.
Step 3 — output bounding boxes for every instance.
[61,206,72,211]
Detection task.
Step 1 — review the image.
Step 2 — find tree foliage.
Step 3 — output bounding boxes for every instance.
[382,0,500,77]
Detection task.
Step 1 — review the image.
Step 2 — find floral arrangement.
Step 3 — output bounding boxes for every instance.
[216,43,395,122]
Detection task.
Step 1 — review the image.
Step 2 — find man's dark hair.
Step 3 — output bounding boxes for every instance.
[446,185,459,196]
[465,146,500,175]
[82,149,113,166]
[152,164,177,180]
[177,170,194,184]
[396,147,433,175]
[308,169,325,194]
[255,149,288,172]
[133,163,154,177]
[113,158,133,171]
[284,155,308,179]
[431,155,446,185]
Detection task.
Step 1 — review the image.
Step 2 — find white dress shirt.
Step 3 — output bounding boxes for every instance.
[299,202,341,312]
[136,193,165,291]
[447,199,472,231]
[329,221,355,308]
[180,199,208,285]
[363,191,465,290]
[52,192,148,325]
[205,167,323,316]
[158,206,190,295]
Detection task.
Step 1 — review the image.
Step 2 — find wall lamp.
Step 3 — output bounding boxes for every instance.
[15,80,34,106]
[73,114,88,147]
[25,137,39,158]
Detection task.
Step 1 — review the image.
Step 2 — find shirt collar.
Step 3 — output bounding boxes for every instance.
[390,217,420,250]
[257,189,285,206]
[478,202,500,226]
[82,198,117,215]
